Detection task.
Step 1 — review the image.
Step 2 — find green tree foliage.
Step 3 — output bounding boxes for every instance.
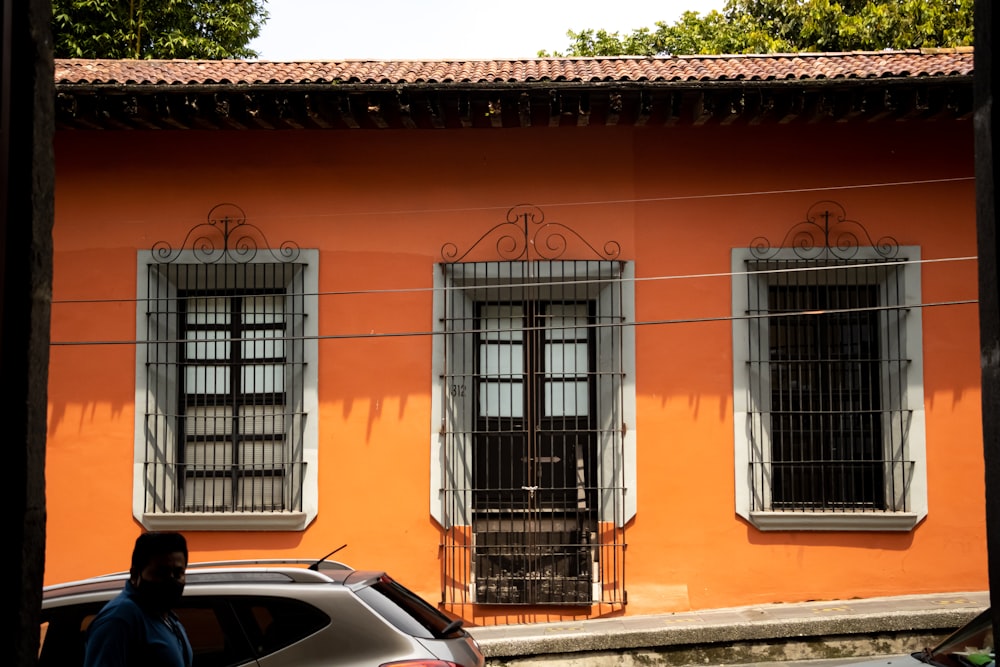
[53,0,268,59]
[539,0,974,57]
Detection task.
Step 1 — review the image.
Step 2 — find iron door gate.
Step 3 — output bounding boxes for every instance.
[471,301,598,604]
[437,206,629,608]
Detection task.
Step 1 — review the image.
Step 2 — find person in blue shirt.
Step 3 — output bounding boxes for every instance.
[83,531,193,667]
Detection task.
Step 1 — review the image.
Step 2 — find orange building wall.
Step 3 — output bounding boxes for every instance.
[47,119,984,624]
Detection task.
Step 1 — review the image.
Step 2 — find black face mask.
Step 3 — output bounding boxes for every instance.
[134,577,185,611]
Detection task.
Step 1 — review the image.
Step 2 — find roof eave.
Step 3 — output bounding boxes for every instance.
[54,74,975,130]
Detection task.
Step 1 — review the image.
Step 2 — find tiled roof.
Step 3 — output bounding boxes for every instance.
[54,50,975,130]
[55,49,974,87]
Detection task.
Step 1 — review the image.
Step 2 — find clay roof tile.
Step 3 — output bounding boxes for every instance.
[54,50,974,88]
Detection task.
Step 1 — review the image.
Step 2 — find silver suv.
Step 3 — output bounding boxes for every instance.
[39,558,485,667]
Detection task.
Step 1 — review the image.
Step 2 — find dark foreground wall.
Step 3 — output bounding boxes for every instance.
[1,0,53,664]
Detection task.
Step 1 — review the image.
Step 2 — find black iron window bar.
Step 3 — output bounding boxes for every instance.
[143,204,307,515]
[745,201,912,512]
[440,203,622,263]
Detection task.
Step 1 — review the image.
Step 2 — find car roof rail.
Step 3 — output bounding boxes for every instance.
[184,567,347,585]
[92,558,353,580]
[187,558,353,572]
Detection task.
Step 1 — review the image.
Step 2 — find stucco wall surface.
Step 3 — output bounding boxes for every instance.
[47,120,983,624]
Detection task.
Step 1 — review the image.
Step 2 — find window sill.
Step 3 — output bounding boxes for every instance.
[749,511,921,532]
[141,512,310,532]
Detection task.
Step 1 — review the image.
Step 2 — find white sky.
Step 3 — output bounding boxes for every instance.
[248,0,726,61]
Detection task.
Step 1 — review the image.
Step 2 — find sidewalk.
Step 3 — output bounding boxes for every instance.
[467,591,990,665]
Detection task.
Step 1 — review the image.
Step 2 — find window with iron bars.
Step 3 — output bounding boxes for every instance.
[432,260,635,606]
[731,247,927,531]
[135,252,319,531]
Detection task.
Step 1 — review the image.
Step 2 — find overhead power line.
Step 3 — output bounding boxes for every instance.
[85,175,973,227]
[49,297,979,347]
[51,256,978,306]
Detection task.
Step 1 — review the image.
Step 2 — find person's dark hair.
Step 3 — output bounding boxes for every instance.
[130,532,188,574]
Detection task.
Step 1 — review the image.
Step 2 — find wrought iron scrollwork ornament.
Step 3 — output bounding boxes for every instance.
[749,201,899,260]
[151,203,301,264]
[441,204,621,263]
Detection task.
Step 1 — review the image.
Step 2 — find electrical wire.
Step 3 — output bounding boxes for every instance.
[47,174,979,345]
[96,175,974,226]
[51,255,979,305]
[49,297,979,347]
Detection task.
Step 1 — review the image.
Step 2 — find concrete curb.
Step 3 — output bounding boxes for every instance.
[467,592,989,660]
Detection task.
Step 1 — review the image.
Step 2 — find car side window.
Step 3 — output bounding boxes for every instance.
[229,596,330,658]
[172,599,257,667]
[356,575,464,639]
[38,602,103,667]
[40,599,257,667]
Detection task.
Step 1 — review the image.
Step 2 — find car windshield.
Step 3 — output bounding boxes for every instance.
[920,610,995,667]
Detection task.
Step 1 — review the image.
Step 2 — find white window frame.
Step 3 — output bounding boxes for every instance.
[731,247,927,531]
[133,249,319,531]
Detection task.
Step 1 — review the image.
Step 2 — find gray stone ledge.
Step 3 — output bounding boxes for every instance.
[469,593,988,661]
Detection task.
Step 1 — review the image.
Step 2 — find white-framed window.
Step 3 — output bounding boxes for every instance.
[432,260,636,605]
[731,246,926,531]
[134,249,319,531]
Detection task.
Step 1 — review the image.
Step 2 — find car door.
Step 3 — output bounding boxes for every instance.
[40,597,261,667]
